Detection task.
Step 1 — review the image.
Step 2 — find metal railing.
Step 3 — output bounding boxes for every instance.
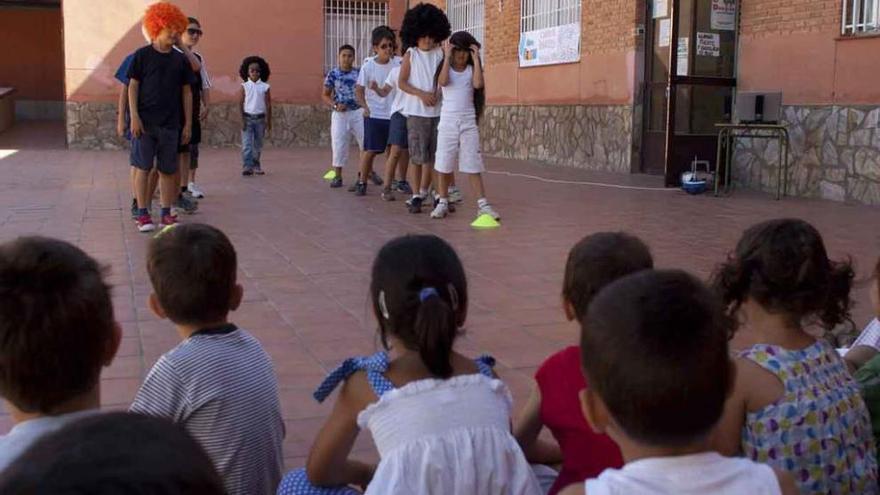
[842,0,879,34]
[520,0,581,32]
[324,0,389,73]
[448,0,485,46]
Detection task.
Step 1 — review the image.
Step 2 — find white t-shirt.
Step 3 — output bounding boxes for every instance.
[440,65,475,119]
[242,80,270,115]
[357,56,400,120]
[400,47,444,118]
[852,318,880,351]
[386,66,406,116]
[584,452,782,495]
[0,410,97,472]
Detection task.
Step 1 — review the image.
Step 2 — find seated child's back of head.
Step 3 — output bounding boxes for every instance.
[0,412,225,494]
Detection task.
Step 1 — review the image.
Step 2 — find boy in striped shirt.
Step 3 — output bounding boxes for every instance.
[130,223,284,495]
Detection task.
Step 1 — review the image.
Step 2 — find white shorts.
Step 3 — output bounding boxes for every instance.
[331,108,364,167]
[434,115,484,174]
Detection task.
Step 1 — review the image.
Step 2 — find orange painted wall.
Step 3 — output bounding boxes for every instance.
[63,0,408,104]
[0,7,64,101]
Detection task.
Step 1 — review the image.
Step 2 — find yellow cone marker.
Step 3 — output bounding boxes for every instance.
[471,213,500,229]
[323,169,337,181]
[154,223,179,238]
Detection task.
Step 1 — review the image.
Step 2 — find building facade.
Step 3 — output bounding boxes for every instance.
[1,0,877,204]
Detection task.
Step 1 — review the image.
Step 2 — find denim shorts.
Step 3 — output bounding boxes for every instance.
[363,117,390,153]
[388,112,408,149]
[132,125,179,174]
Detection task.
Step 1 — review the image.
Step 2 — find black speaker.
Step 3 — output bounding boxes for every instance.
[755,94,765,122]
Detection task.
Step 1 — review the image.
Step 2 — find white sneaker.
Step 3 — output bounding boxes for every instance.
[187,182,205,199]
[449,187,463,203]
[477,201,500,221]
[430,201,449,219]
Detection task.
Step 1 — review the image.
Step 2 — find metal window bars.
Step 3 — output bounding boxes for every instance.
[842,0,879,34]
[324,0,389,73]
[448,0,486,47]
[520,0,581,32]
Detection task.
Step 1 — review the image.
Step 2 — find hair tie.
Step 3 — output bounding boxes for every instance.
[419,287,439,302]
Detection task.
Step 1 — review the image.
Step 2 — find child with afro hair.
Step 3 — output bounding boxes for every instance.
[238,56,272,176]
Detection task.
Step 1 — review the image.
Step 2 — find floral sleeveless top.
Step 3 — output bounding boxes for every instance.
[740,340,879,494]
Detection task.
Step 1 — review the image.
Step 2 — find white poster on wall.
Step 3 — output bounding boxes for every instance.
[519,22,581,67]
[677,37,689,76]
[711,0,737,31]
[696,32,720,56]
[659,18,671,47]
[652,0,668,18]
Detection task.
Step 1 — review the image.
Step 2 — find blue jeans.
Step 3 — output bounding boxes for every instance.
[242,114,266,169]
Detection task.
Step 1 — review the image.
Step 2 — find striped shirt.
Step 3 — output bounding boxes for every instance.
[130,325,284,495]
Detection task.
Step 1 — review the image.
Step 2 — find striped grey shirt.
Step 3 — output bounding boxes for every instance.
[130,325,284,495]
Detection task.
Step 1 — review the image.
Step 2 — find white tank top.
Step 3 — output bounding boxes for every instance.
[242,80,269,115]
[440,65,475,119]
[400,47,443,118]
[584,452,782,495]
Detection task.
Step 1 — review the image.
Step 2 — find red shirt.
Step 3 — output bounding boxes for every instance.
[535,346,624,495]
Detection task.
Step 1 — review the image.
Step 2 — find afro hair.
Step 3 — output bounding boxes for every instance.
[143,2,188,40]
[400,3,451,48]
[239,56,271,82]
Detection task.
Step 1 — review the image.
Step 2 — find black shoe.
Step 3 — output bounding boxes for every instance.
[355,181,367,196]
[381,188,396,201]
[349,173,361,192]
[370,171,384,186]
[330,177,343,188]
[408,196,423,214]
[242,168,254,176]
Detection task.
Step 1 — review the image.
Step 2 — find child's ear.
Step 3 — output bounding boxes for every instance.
[229,283,244,312]
[103,321,123,367]
[562,296,576,322]
[580,388,608,434]
[148,293,168,320]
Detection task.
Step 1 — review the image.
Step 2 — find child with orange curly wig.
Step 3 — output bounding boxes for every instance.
[127,2,196,233]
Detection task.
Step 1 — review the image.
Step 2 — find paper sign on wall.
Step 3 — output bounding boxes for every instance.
[652,0,668,18]
[677,37,689,76]
[659,18,671,47]
[711,0,736,31]
[696,32,720,56]
[519,22,581,67]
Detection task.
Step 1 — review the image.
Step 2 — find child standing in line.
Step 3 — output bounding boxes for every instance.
[558,270,796,494]
[323,45,364,188]
[239,56,271,176]
[431,32,499,221]
[127,2,196,232]
[277,235,541,495]
[398,4,450,213]
[353,26,399,197]
[372,40,412,201]
[514,232,650,494]
[175,16,211,205]
[130,223,284,495]
[710,219,878,494]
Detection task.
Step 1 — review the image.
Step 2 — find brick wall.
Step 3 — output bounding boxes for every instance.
[740,0,840,37]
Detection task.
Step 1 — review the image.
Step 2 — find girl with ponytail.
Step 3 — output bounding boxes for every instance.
[277,234,541,495]
[710,218,878,494]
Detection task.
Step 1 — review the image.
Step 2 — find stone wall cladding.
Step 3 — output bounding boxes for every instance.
[480,104,633,173]
[67,102,331,150]
[733,105,880,205]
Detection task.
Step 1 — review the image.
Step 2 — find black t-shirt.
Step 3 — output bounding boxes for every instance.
[127,45,195,128]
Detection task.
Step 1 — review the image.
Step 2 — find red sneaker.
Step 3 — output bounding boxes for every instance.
[161,214,178,227]
[136,214,155,233]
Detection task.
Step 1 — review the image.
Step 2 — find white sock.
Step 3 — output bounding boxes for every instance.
[419,189,428,198]
[477,197,489,207]
[439,198,448,205]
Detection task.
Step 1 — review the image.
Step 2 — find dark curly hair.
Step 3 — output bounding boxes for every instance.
[400,3,451,48]
[239,55,270,82]
[435,31,486,122]
[710,218,854,332]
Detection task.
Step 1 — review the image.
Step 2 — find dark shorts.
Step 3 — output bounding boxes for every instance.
[388,112,408,149]
[133,125,179,175]
[363,117,390,153]
[177,120,201,153]
[406,116,439,165]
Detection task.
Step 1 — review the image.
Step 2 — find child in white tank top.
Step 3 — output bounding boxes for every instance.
[557,270,797,495]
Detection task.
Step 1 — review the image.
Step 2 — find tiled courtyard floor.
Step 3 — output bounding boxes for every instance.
[1,122,879,469]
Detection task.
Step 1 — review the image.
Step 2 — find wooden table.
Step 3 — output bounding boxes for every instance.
[715,123,790,200]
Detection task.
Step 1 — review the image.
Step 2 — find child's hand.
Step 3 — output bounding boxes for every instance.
[131,117,143,138]
[420,91,437,106]
[199,106,209,122]
[116,119,126,138]
[369,81,380,92]
[181,126,191,145]
[335,103,347,112]
[443,40,453,57]
[363,107,371,118]
[470,44,481,60]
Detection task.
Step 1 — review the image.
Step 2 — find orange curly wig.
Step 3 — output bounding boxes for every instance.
[143,2,188,40]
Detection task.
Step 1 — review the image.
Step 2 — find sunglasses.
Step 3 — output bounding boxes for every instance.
[187,28,203,36]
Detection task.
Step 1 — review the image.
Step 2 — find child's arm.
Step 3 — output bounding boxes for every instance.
[306,372,376,488]
[471,45,485,90]
[116,83,128,138]
[513,386,563,465]
[370,81,391,97]
[175,42,202,72]
[181,85,192,145]
[398,52,437,106]
[200,89,210,121]
[438,42,452,87]
[775,469,800,495]
[709,358,750,456]
[128,79,143,137]
[355,84,369,118]
[558,484,585,495]
[239,86,246,131]
[265,88,272,133]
